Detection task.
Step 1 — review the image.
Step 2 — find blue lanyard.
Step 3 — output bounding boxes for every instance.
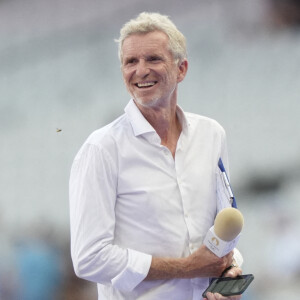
[218,158,237,208]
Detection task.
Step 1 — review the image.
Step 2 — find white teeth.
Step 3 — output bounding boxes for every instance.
[137,82,156,87]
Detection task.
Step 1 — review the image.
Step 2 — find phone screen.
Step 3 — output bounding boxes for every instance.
[202,274,254,298]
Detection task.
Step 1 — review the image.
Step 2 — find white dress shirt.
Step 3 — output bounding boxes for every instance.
[69,99,233,300]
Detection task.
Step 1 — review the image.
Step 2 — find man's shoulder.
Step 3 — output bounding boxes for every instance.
[185,112,225,133]
[73,114,130,161]
[86,113,130,146]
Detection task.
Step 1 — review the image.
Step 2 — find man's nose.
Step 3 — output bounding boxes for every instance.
[135,60,150,77]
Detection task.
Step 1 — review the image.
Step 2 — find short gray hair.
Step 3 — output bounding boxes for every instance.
[116,12,187,63]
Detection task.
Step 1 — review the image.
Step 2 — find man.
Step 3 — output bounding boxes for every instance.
[69,12,243,300]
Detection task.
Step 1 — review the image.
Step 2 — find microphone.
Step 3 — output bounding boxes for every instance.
[203,207,244,257]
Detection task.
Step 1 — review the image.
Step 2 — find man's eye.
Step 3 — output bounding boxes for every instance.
[125,58,137,65]
[148,56,161,62]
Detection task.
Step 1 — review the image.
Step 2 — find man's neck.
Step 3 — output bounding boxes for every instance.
[134,99,182,157]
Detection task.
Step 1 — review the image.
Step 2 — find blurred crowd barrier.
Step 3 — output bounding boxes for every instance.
[0,224,97,300]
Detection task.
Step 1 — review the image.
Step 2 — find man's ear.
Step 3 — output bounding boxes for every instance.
[177,59,188,83]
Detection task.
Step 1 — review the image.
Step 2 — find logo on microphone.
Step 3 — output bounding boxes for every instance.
[211,237,219,246]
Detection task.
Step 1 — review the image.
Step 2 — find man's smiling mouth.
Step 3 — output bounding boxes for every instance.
[135,81,157,88]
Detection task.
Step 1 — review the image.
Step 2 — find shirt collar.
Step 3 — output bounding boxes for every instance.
[124,99,156,137]
[176,104,189,135]
[124,99,190,137]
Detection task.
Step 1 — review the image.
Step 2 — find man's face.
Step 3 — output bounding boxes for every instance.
[121,31,187,108]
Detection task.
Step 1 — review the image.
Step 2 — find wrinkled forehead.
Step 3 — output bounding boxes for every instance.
[121,31,172,60]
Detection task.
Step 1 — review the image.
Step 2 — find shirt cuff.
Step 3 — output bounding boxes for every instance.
[111,248,152,292]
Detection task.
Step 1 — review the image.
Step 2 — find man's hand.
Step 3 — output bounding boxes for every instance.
[185,245,234,278]
[223,265,242,278]
[203,266,243,300]
[204,292,242,300]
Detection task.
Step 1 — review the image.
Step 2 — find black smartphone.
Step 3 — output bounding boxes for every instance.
[202,274,254,298]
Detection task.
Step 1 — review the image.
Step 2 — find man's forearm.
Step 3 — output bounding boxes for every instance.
[145,257,190,280]
[144,245,235,281]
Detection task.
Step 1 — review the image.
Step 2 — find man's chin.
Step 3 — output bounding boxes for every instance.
[133,96,160,108]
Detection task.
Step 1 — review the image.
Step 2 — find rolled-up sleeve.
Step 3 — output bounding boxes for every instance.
[69,142,152,292]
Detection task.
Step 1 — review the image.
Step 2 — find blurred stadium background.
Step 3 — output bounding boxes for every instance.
[1,0,300,299]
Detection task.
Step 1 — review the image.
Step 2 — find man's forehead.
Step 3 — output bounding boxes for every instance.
[123,31,168,46]
[122,31,170,56]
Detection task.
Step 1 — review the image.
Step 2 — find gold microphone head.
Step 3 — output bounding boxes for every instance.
[214,207,244,241]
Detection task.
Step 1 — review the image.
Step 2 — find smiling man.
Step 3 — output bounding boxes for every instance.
[121,30,187,157]
[121,31,185,107]
[69,12,243,300]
